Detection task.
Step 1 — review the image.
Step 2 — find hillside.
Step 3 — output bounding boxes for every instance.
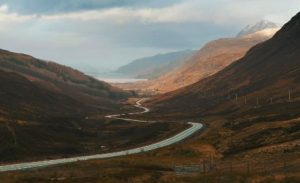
[115,50,195,79]
[0,71,181,162]
[0,49,132,105]
[141,27,279,93]
[0,50,138,162]
[150,13,300,117]
[0,70,92,119]
[148,12,300,158]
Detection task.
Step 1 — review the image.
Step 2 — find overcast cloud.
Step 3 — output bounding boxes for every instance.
[0,0,299,71]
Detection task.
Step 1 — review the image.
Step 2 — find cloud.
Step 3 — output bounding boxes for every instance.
[39,2,204,24]
[1,0,299,26]
[0,0,299,71]
[0,5,34,24]
[27,0,299,26]
[0,0,185,14]
[34,0,257,25]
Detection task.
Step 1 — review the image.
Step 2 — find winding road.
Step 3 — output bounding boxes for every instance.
[0,99,203,172]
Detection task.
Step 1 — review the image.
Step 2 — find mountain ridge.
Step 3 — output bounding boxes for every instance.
[115,50,195,79]
[149,12,300,117]
[0,48,132,102]
[142,27,279,93]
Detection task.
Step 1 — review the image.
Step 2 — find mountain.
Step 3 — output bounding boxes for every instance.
[148,12,300,158]
[141,27,279,93]
[150,12,300,118]
[237,20,279,37]
[115,50,195,79]
[0,49,134,161]
[0,49,131,103]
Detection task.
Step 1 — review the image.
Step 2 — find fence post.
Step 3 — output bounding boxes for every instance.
[284,161,287,177]
[247,162,250,174]
[209,154,213,171]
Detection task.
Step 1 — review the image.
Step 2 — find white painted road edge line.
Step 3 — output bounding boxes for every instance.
[0,99,203,172]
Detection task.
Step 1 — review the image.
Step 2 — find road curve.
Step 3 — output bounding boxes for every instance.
[0,99,203,172]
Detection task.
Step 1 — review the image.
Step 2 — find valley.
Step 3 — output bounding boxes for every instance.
[0,2,299,183]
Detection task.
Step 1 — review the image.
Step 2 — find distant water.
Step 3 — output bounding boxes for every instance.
[92,72,147,83]
[97,77,147,83]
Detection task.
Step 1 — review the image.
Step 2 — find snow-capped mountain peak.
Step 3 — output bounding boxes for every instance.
[237,20,279,37]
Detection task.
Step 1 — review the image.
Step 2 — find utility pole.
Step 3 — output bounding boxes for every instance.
[289,90,291,102]
[270,97,273,104]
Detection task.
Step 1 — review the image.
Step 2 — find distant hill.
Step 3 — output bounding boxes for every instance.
[237,20,279,37]
[140,26,279,93]
[115,50,195,79]
[115,23,279,94]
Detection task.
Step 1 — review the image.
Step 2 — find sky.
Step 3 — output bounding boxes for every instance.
[0,0,299,72]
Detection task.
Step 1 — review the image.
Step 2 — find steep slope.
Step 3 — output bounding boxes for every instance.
[150,13,300,117]
[144,28,279,93]
[237,20,279,37]
[0,49,132,108]
[0,70,90,118]
[0,69,97,161]
[115,50,195,79]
